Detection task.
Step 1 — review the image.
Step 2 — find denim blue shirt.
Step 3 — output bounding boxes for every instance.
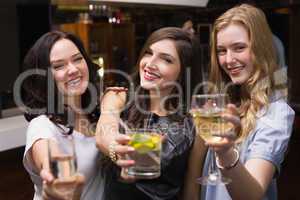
[201,96,295,200]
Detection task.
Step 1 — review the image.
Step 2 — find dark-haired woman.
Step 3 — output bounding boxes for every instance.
[21,31,104,200]
[96,27,201,200]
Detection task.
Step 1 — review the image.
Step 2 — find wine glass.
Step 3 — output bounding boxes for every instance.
[190,94,233,185]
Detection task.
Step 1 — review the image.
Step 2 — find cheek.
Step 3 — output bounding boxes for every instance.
[82,64,89,80]
[52,71,66,83]
[164,66,180,81]
[139,59,146,70]
[218,55,226,67]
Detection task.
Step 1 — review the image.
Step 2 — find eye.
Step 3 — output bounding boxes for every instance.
[144,49,152,56]
[163,57,173,64]
[217,48,226,56]
[52,63,65,70]
[72,56,83,64]
[234,45,246,52]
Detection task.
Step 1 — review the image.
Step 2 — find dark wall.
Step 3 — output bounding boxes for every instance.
[0,4,20,92]
[0,0,50,109]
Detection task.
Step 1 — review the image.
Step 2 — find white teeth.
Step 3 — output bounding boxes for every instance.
[68,78,81,87]
[145,70,160,78]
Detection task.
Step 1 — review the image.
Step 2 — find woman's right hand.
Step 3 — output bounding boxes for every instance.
[41,169,85,200]
[101,87,127,114]
[111,134,137,183]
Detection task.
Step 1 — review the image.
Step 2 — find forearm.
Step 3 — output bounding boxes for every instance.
[32,139,50,172]
[217,149,273,200]
[95,111,121,156]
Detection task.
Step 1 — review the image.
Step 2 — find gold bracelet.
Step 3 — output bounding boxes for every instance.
[109,141,118,162]
[216,148,239,170]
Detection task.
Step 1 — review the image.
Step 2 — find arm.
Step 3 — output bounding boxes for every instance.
[208,103,289,200]
[180,134,207,200]
[215,147,275,200]
[25,118,85,200]
[95,88,127,156]
[95,88,136,172]
[31,138,50,172]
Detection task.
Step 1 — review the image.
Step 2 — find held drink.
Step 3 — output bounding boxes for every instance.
[50,155,76,179]
[190,108,233,142]
[126,132,162,179]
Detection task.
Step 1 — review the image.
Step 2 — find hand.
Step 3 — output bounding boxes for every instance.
[111,134,138,183]
[112,134,135,168]
[206,104,241,155]
[41,169,85,200]
[101,87,127,114]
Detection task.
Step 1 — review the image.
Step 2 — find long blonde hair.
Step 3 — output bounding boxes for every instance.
[209,4,281,140]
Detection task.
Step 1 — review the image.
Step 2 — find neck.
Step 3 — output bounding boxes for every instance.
[64,95,83,114]
[149,89,171,116]
[64,96,91,134]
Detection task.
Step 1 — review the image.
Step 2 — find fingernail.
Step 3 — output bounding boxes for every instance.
[128,147,135,151]
[124,136,131,140]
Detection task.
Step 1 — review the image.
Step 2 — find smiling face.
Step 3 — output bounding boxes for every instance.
[50,38,89,97]
[216,23,254,85]
[139,39,181,94]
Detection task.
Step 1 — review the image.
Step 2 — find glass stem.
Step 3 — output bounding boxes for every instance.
[208,148,220,178]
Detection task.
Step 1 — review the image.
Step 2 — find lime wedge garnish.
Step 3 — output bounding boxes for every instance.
[128,133,160,153]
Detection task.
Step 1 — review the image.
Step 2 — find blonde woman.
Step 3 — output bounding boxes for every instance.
[183,4,295,200]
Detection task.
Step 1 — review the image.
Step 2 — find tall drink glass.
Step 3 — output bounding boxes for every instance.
[48,133,77,180]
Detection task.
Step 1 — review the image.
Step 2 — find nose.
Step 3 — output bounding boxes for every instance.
[145,55,158,69]
[67,61,79,75]
[225,50,235,64]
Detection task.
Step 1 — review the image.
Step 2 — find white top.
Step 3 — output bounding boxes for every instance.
[23,115,104,200]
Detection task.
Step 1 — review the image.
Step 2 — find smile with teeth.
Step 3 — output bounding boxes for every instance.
[144,69,161,81]
[67,77,81,87]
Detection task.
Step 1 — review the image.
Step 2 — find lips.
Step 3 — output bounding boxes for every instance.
[143,69,160,81]
[227,66,244,76]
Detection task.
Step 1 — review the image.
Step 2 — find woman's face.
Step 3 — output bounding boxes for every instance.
[216,23,254,85]
[139,39,181,94]
[50,38,89,96]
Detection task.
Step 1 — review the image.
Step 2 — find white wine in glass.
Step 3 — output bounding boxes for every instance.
[190,94,232,185]
[190,108,233,142]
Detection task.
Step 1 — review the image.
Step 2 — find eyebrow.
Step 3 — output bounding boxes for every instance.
[50,52,82,64]
[160,52,175,59]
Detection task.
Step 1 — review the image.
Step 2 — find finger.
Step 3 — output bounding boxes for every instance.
[74,174,85,186]
[222,113,240,128]
[114,144,135,155]
[40,169,54,183]
[119,168,137,183]
[205,137,234,147]
[115,134,131,145]
[226,104,239,115]
[43,182,62,200]
[115,159,135,168]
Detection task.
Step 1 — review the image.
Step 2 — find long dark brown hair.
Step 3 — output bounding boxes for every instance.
[126,27,202,126]
[21,31,101,127]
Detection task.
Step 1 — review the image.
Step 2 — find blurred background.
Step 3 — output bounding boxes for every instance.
[0,0,299,199]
